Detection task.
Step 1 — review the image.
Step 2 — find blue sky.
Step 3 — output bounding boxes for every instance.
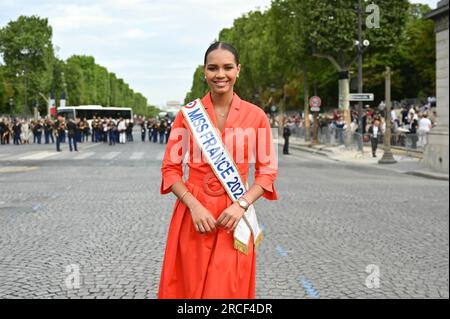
[0,0,439,107]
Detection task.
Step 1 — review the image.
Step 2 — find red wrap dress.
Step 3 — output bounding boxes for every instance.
[157,92,278,299]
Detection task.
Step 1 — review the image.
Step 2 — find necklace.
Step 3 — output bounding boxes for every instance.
[215,108,229,118]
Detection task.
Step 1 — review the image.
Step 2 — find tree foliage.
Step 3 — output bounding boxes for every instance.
[0,15,152,117]
[185,0,436,110]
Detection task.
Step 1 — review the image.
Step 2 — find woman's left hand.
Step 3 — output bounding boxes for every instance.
[216,203,245,233]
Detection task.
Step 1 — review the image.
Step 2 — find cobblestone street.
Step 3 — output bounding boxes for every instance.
[0,137,448,299]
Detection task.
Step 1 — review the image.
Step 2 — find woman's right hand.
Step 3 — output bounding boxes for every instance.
[189,202,217,234]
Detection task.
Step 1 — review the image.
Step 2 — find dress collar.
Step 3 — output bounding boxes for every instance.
[201,92,241,134]
[201,92,241,110]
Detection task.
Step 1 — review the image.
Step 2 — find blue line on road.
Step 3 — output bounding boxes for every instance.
[299,277,320,298]
[276,245,288,257]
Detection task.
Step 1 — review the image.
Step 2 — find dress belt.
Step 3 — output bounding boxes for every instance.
[186,172,248,197]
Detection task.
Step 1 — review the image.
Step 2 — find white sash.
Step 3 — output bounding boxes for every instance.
[181,99,263,255]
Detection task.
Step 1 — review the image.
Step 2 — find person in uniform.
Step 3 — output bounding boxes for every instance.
[152,121,159,143]
[82,118,89,142]
[140,118,146,142]
[158,42,278,299]
[368,117,383,158]
[34,120,43,144]
[283,119,291,155]
[158,120,166,144]
[108,120,116,146]
[44,118,54,144]
[67,118,78,152]
[13,119,21,145]
[148,120,154,142]
[126,120,134,142]
[53,115,65,152]
[165,120,171,144]
[0,118,6,145]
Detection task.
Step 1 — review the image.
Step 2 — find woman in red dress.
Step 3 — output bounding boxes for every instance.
[158,42,278,299]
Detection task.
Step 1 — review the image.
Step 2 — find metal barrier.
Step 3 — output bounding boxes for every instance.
[291,126,428,155]
[285,125,428,157]
[348,131,426,156]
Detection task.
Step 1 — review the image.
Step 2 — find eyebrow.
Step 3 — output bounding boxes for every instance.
[206,63,235,67]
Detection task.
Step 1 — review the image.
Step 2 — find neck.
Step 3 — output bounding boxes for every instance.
[211,90,234,109]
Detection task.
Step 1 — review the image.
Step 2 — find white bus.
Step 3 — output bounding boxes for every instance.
[57,105,133,124]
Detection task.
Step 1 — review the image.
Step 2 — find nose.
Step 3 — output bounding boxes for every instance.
[216,68,226,78]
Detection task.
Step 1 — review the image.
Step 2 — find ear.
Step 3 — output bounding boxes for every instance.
[237,64,241,74]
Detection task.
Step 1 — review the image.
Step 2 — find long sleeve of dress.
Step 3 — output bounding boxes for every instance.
[254,113,278,200]
[160,112,189,194]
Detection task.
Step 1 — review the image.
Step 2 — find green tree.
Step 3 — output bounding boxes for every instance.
[0,15,55,115]
[64,58,85,106]
[184,65,209,103]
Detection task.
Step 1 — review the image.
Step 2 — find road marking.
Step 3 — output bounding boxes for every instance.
[0,153,11,159]
[101,152,120,160]
[0,166,38,173]
[130,152,144,160]
[19,151,57,160]
[275,245,288,257]
[81,143,101,150]
[74,152,95,160]
[1,151,34,160]
[299,277,320,298]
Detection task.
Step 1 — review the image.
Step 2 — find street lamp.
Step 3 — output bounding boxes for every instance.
[20,48,30,115]
[355,0,370,150]
[379,67,397,164]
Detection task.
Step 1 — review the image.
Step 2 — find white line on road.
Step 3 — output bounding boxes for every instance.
[101,152,121,160]
[19,151,57,160]
[74,152,95,160]
[81,143,102,150]
[1,151,35,160]
[130,152,144,160]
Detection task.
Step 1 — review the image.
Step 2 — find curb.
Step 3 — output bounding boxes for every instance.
[287,143,333,158]
[404,171,449,181]
[281,141,449,181]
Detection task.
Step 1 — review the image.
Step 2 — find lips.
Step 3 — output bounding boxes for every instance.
[213,80,229,87]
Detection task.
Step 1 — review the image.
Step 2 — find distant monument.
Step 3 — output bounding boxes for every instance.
[166,101,182,110]
[425,0,449,173]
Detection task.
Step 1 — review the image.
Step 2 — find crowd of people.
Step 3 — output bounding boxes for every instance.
[2,99,436,155]
[280,100,437,153]
[0,115,173,151]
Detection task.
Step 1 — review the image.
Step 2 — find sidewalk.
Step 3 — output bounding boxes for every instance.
[280,136,449,181]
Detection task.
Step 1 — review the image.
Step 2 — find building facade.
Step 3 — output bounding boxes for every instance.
[425,0,449,173]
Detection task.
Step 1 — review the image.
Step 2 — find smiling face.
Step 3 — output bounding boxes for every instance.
[204,48,240,96]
